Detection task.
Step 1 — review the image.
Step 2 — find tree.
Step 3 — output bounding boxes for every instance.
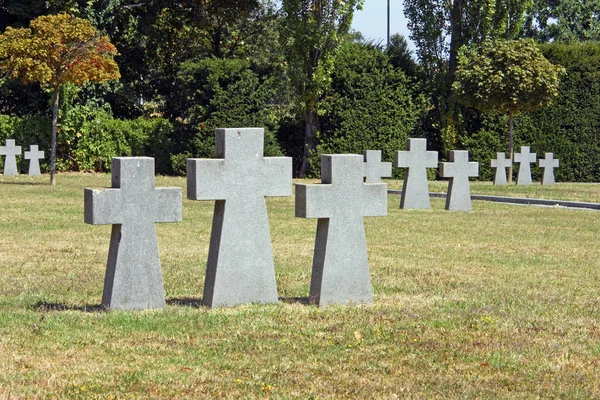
[0,13,120,184]
[524,0,600,42]
[452,39,563,182]
[280,0,363,176]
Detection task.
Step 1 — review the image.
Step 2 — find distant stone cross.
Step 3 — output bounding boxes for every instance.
[24,145,44,176]
[490,152,511,185]
[513,146,537,185]
[394,138,438,209]
[187,128,292,308]
[538,152,559,185]
[84,157,182,310]
[0,139,22,176]
[295,154,387,307]
[439,150,479,211]
[363,150,391,183]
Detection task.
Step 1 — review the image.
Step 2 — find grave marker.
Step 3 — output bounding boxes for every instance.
[363,150,391,183]
[0,139,22,176]
[490,152,511,185]
[513,146,536,185]
[538,152,559,185]
[394,138,438,209]
[439,150,479,211]
[24,145,44,176]
[84,157,182,310]
[187,128,292,308]
[295,154,387,307]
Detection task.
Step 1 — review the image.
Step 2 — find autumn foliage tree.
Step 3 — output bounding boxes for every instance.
[0,13,120,184]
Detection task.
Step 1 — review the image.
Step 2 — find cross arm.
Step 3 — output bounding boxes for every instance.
[153,187,182,223]
[295,184,333,219]
[84,188,123,225]
[262,157,292,197]
[187,159,228,200]
[360,184,388,217]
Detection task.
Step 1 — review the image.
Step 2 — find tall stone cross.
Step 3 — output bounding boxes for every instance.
[439,150,479,211]
[394,138,438,209]
[24,145,44,176]
[0,139,22,176]
[538,152,559,185]
[513,146,536,185]
[490,152,511,185]
[363,150,392,183]
[84,157,182,310]
[187,128,292,308]
[295,154,387,307]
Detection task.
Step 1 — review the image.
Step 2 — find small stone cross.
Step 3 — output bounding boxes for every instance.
[538,152,559,185]
[295,154,387,307]
[187,128,292,308]
[439,150,479,211]
[394,138,438,209]
[490,152,511,185]
[0,139,22,176]
[363,150,391,183]
[513,146,537,185]
[24,145,44,176]
[84,157,182,310]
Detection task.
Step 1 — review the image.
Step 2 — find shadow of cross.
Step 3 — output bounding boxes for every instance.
[363,150,391,183]
[394,138,438,209]
[539,152,559,185]
[84,157,182,310]
[439,150,479,211]
[0,139,22,176]
[490,152,512,185]
[24,145,44,176]
[514,146,537,185]
[295,154,387,307]
[187,128,292,308]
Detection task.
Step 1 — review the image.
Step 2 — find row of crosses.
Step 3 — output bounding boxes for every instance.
[491,147,559,185]
[0,139,45,176]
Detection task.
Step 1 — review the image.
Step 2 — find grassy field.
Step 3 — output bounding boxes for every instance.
[1,174,600,398]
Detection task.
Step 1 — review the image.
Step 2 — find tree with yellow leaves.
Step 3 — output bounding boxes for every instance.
[0,13,120,184]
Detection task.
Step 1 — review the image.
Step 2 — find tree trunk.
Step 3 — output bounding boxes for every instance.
[508,110,514,184]
[50,86,60,186]
[299,108,317,178]
[448,0,463,82]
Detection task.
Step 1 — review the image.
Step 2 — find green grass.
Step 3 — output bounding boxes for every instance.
[2,174,600,398]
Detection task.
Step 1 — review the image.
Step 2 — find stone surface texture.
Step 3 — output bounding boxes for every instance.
[394,138,438,209]
[490,152,511,185]
[295,154,387,307]
[538,152,559,185]
[513,146,537,185]
[363,150,391,183]
[24,145,44,176]
[0,139,22,176]
[84,157,182,310]
[187,128,292,308]
[439,150,479,211]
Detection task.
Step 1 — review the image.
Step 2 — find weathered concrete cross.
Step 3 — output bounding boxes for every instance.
[490,152,511,185]
[295,154,387,307]
[538,152,559,185]
[187,128,292,308]
[439,150,479,211]
[513,146,537,185]
[394,138,438,209]
[24,145,44,176]
[0,139,22,176]
[84,157,182,310]
[363,150,391,183]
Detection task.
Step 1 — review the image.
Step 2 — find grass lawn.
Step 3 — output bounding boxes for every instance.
[1,174,600,398]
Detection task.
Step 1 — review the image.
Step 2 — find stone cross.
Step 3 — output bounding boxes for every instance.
[394,138,438,209]
[439,150,479,211]
[295,154,387,307]
[84,157,182,310]
[513,146,537,185]
[363,150,392,183]
[24,145,44,176]
[0,139,22,176]
[187,128,292,308]
[538,152,559,185]
[490,152,511,185]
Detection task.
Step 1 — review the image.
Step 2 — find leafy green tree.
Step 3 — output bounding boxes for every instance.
[453,38,563,182]
[0,13,120,184]
[524,0,600,42]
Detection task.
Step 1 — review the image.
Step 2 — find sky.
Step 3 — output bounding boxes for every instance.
[351,0,416,50]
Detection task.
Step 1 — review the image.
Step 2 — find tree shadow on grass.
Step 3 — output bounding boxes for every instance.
[166,297,204,308]
[0,181,48,185]
[32,300,107,313]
